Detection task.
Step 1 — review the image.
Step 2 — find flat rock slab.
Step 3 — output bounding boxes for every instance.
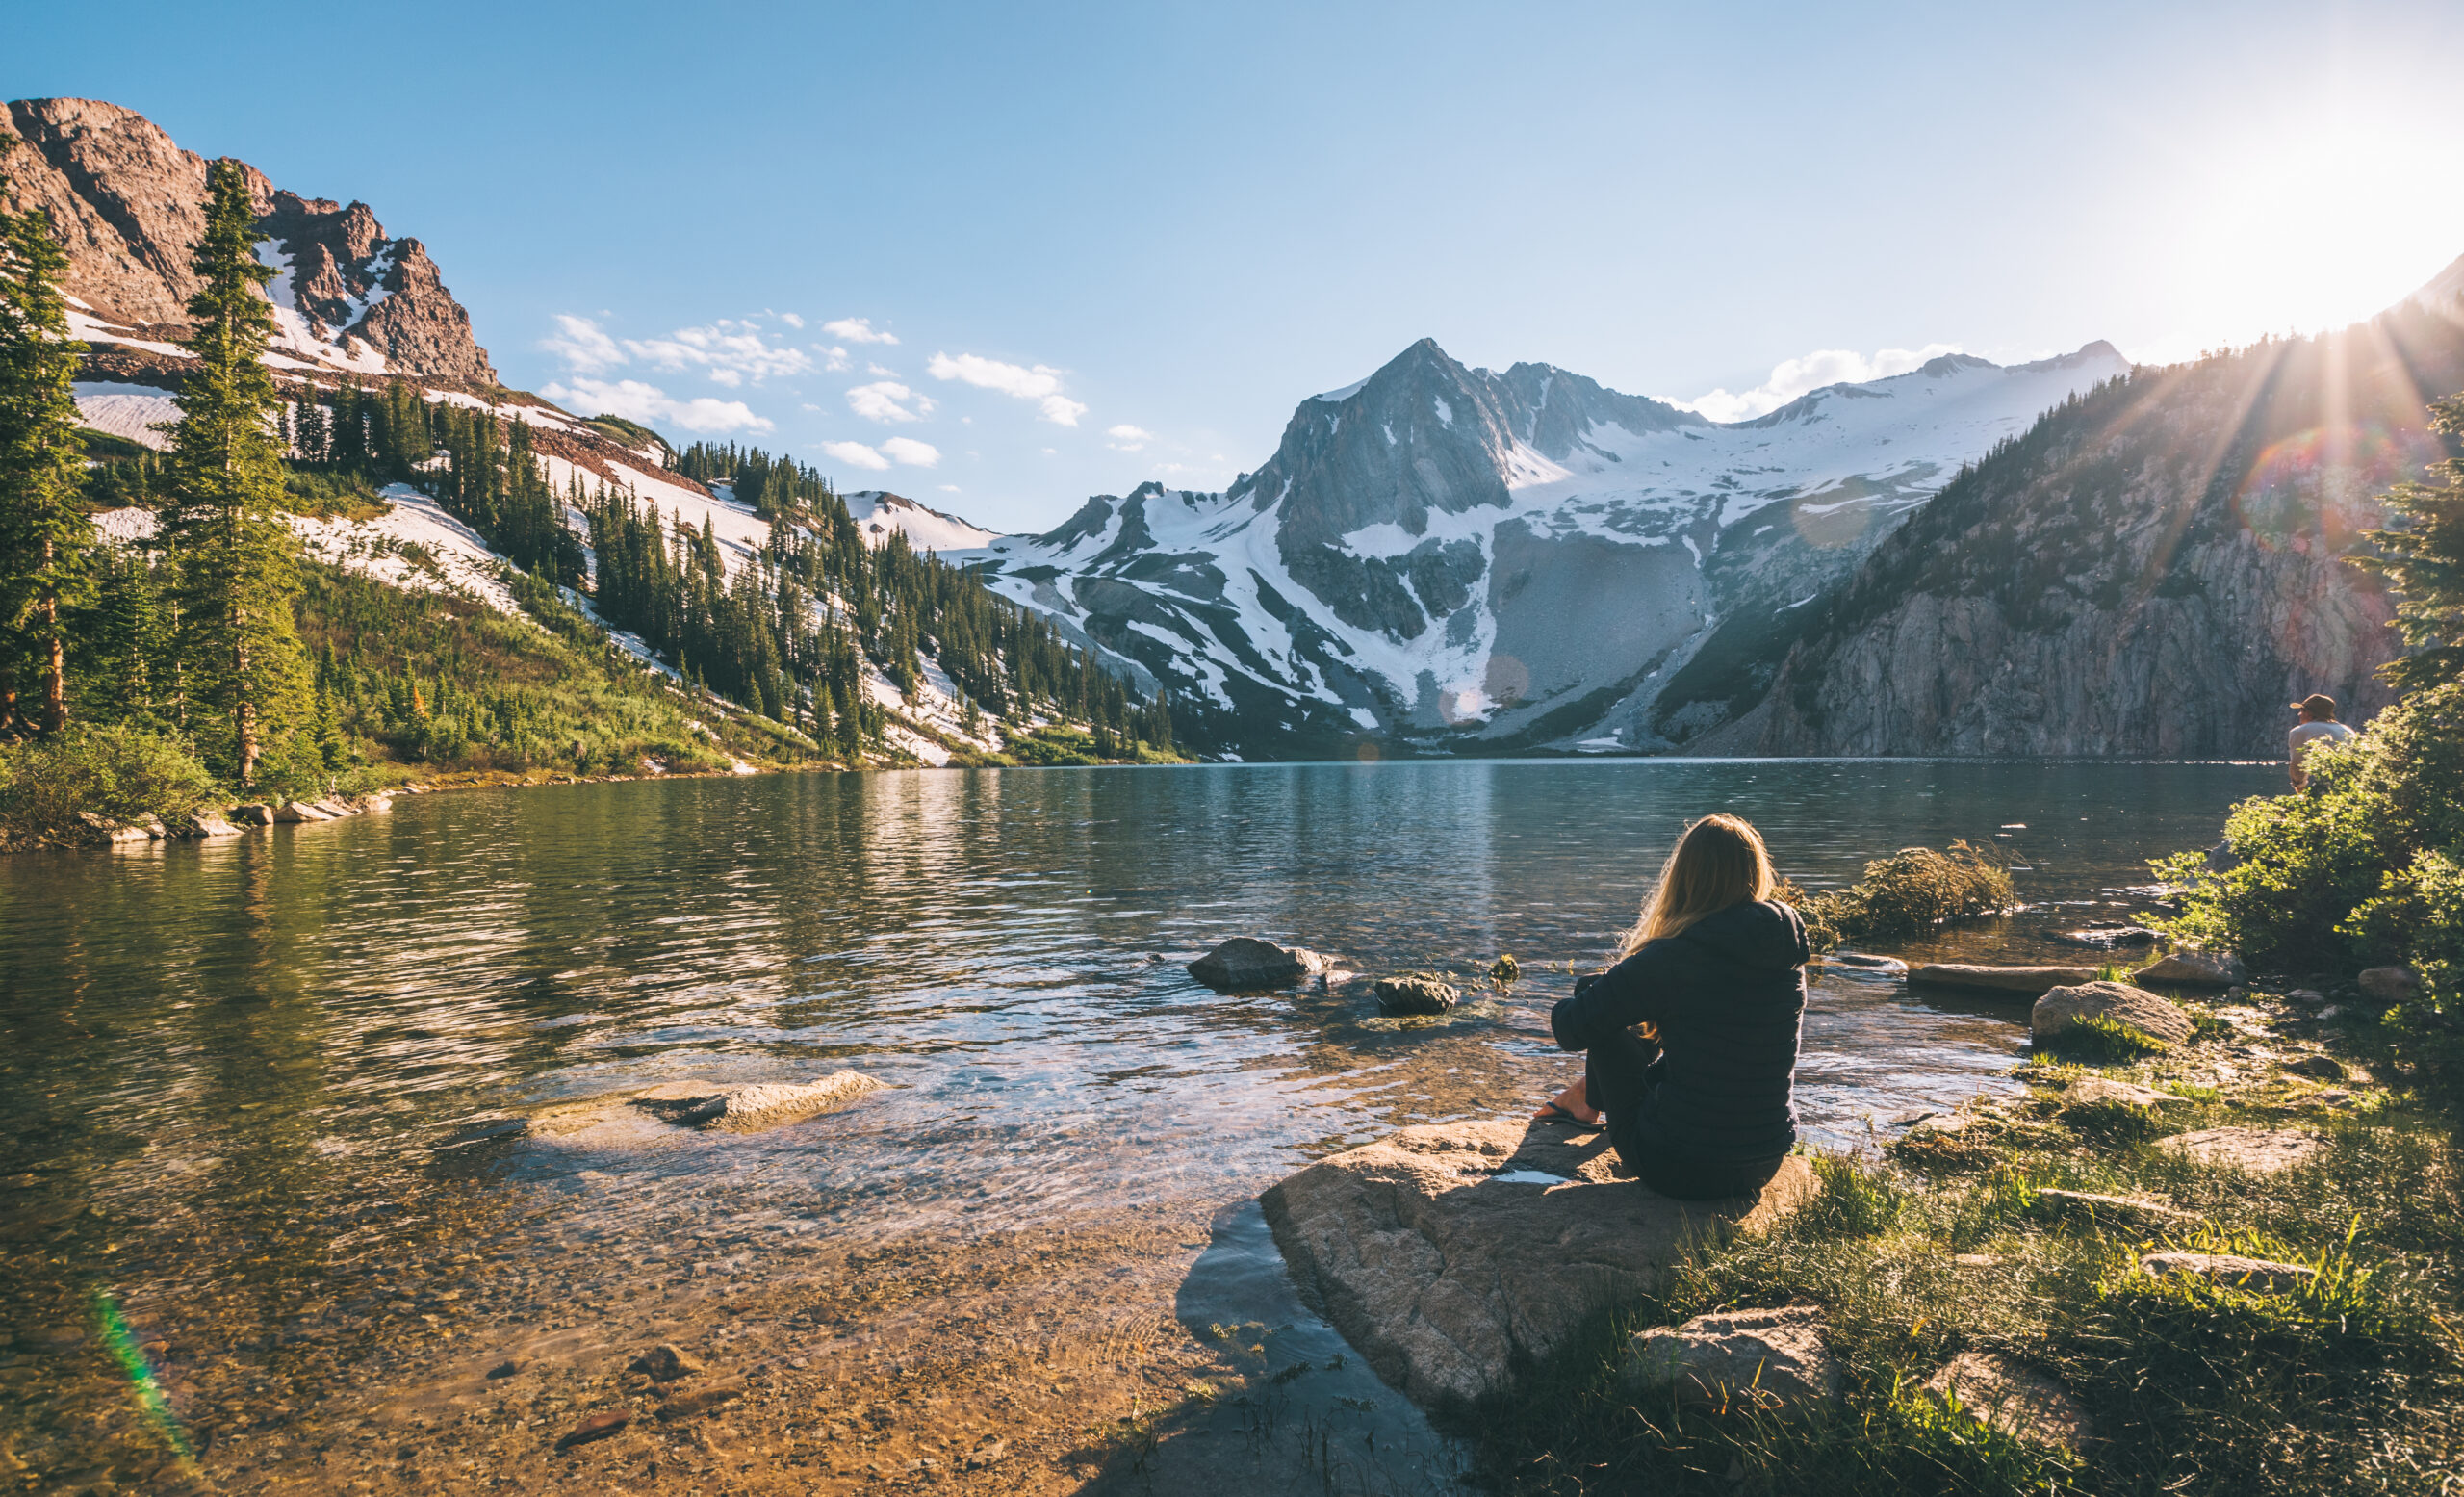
[1923,1352,2092,1453]
[1912,964,2097,995]
[2033,981,2194,1045]
[526,1071,884,1146]
[2143,1252,2314,1293]
[1628,1305,1837,1415]
[2157,1126,2319,1174]
[1260,1119,1818,1406]
[2135,950,2246,986]
[1189,938,1334,990]
[2063,1076,2183,1108]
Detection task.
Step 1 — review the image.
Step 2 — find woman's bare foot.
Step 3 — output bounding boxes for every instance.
[1532,1079,1600,1125]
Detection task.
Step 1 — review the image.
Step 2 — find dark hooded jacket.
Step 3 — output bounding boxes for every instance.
[1548,899,1810,1164]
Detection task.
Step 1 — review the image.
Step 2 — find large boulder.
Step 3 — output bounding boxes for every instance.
[2358,966,2420,1002]
[1626,1305,1837,1416]
[1911,964,2097,995]
[1921,1352,2092,1453]
[1188,938,1334,990]
[231,804,274,826]
[1260,1120,1818,1406]
[2031,981,2194,1046]
[2134,949,2246,986]
[167,808,241,838]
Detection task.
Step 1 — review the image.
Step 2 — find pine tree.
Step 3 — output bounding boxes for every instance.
[2360,391,2464,691]
[161,159,310,787]
[0,145,93,736]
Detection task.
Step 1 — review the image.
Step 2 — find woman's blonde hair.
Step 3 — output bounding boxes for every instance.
[1618,813,1778,956]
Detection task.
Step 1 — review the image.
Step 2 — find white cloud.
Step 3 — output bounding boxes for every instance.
[541,314,624,374]
[543,313,813,390]
[1668,343,1964,423]
[821,439,891,471]
[821,346,852,373]
[1106,423,1152,452]
[540,376,773,434]
[866,362,898,377]
[823,317,899,345]
[927,350,1087,426]
[845,381,934,424]
[779,312,805,328]
[880,437,941,468]
[938,484,962,493]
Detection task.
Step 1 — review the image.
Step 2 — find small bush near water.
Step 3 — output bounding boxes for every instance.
[0,723,218,844]
[1779,840,2015,952]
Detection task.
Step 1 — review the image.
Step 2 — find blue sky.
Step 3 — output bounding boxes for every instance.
[12,1,2464,532]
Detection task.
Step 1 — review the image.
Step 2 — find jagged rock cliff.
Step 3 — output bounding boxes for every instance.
[1699,288,2464,758]
[2,97,494,381]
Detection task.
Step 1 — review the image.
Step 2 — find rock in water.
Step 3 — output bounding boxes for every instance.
[2054,925,2162,949]
[1373,974,1458,1015]
[1626,1305,1837,1415]
[1910,964,2098,995]
[555,1410,629,1450]
[1259,1119,1817,1405]
[2134,949,2246,986]
[1187,938,1333,990]
[2031,981,2194,1046]
[631,1072,886,1134]
[1921,1352,2092,1453]
[627,1344,703,1382]
[655,1380,745,1420]
[231,804,274,826]
[2142,1252,2315,1294]
[2158,1126,2319,1174]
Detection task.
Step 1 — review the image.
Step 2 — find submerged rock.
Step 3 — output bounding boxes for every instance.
[556,1410,629,1450]
[1911,964,2097,995]
[631,1072,886,1133]
[2135,949,2246,986]
[628,1344,703,1382]
[1373,974,1458,1016]
[1922,1352,2092,1453]
[1259,1119,1817,1405]
[2031,981,2194,1046]
[2142,1252,2315,1294]
[2054,925,2162,949]
[1626,1304,1837,1415]
[1188,938,1334,990]
[655,1379,744,1419]
[2158,1126,2319,1174]
[527,1071,885,1145]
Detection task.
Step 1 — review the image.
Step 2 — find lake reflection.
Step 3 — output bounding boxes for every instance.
[0,758,2272,1484]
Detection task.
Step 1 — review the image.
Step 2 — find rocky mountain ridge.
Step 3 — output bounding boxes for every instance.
[3,96,493,381]
[960,336,2130,753]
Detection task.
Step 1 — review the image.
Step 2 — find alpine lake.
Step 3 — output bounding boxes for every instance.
[0,758,2278,1495]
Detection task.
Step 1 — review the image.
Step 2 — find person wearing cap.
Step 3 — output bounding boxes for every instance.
[2287,694,2356,789]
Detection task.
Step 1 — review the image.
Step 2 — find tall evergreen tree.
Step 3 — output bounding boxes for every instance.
[162,159,309,787]
[0,143,92,736]
[2360,391,2464,692]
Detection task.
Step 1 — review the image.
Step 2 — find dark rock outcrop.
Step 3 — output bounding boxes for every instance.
[3,97,495,380]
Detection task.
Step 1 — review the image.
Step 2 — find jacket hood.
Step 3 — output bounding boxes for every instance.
[1676,899,1810,971]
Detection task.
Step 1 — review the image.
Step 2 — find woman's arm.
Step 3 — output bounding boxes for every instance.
[1549,945,1671,1051]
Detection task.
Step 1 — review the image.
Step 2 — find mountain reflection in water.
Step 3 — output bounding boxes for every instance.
[0,759,2272,1488]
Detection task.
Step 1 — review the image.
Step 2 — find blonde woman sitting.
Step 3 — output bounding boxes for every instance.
[1533,813,1809,1200]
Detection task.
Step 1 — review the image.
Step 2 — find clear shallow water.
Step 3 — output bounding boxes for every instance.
[0,759,2273,1483]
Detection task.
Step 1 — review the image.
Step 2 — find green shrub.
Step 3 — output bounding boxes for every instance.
[0,724,220,843]
[1782,841,2015,952]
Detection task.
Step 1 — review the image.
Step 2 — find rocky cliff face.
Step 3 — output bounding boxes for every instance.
[1702,294,2464,758]
[2,97,494,382]
[965,337,2125,755]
